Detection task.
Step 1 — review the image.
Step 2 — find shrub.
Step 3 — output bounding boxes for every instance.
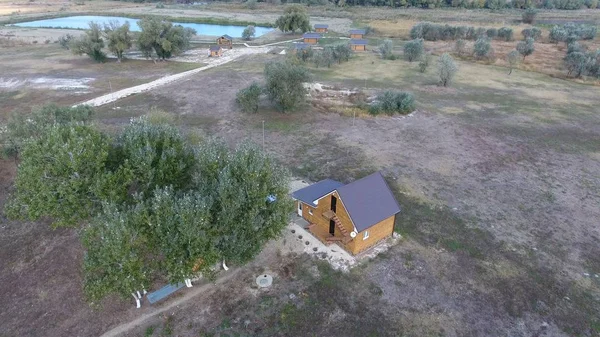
[474,37,492,59]
[486,28,498,39]
[369,91,416,115]
[418,53,431,73]
[584,0,598,7]
[242,25,256,41]
[379,39,395,60]
[522,8,537,24]
[236,82,262,113]
[497,27,513,41]
[264,61,310,112]
[58,34,74,49]
[455,39,466,56]
[516,37,535,60]
[486,0,505,9]
[70,22,106,62]
[553,0,583,9]
[437,53,458,87]
[507,50,520,74]
[522,27,542,40]
[466,26,477,40]
[475,27,487,39]
[404,38,424,62]
[246,0,258,9]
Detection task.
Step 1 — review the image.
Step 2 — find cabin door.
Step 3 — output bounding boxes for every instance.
[297,201,302,217]
[329,196,337,235]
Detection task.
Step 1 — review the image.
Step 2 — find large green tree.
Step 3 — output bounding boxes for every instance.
[264,61,311,112]
[137,17,196,61]
[275,4,310,33]
[71,22,106,62]
[5,124,110,227]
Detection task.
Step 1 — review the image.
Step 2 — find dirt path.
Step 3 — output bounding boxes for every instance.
[99,268,242,337]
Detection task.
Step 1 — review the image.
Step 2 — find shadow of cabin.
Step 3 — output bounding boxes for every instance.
[291,172,401,255]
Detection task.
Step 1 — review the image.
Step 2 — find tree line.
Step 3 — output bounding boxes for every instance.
[2,105,292,302]
[61,17,196,63]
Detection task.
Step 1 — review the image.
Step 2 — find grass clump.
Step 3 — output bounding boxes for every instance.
[369,91,416,115]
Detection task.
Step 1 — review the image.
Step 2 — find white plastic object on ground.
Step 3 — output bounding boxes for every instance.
[222,260,229,271]
[131,292,140,309]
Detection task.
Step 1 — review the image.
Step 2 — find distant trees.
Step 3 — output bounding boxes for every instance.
[521,27,542,41]
[264,61,310,112]
[137,17,196,61]
[497,27,514,41]
[103,21,132,62]
[275,4,310,33]
[410,22,513,42]
[70,22,106,62]
[404,39,424,62]
[58,33,74,49]
[437,53,458,87]
[379,39,395,60]
[522,8,537,24]
[507,50,520,75]
[5,105,292,302]
[236,82,262,113]
[369,91,416,115]
[516,37,535,60]
[242,25,256,41]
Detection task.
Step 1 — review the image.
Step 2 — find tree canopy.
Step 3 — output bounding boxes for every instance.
[264,61,311,112]
[275,4,311,33]
[137,17,196,61]
[70,22,106,62]
[104,20,133,62]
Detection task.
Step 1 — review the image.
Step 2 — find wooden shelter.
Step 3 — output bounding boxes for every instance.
[216,34,233,49]
[292,172,401,255]
[349,29,366,39]
[314,24,329,33]
[350,39,367,51]
[302,33,321,45]
[209,45,223,57]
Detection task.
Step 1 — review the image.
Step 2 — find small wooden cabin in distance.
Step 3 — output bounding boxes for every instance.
[216,34,233,49]
[292,172,401,255]
[302,32,321,44]
[349,29,366,39]
[209,45,222,57]
[314,24,328,33]
[350,39,367,51]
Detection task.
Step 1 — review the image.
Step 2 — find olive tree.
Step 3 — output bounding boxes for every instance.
[236,82,263,113]
[455,39,466,56]
[564,51,591,77]
[242,25,256,41]
[137,17,196,61]
[522,27,542,41]
[264,61,310,112]
[5,124,111,227]
[419,53,431,73]
[516,37,535,60]
[103,20,132,62]
[507,50,520,75]
[314,48,334,68]
[70,21,106,62]
[437,53,458,87]
[379,39,395,60]
[473,37,492,59]
[403,38,424,62]
[522,8,537,24]
[275,4,310,33]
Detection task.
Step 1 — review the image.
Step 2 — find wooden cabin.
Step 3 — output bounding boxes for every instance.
[292,172,401,255]
[349,29,366,39]
[350,39,367,51]
[314,24,328,33]
[302,33,321,45]
[216,34,233,49]
[209,45,223,57]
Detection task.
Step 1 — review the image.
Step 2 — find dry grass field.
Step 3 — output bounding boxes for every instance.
[1,2,600,337]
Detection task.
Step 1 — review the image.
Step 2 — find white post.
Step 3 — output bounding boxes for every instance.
[132,292,140,309]
[185,279,192,287]
[136,290,142,298]
[222,260,229,271]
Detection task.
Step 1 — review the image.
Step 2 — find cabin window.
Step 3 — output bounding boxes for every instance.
[308,209,313,215]
[363,231,370,240]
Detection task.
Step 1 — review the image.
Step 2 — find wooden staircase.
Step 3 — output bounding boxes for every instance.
[326,215,352,244]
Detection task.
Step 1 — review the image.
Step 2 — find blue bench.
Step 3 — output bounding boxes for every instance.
[147,282,185,304]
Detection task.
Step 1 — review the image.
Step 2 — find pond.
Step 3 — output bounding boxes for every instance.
[10,15,273,38]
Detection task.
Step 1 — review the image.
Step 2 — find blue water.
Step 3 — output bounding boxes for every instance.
[11,15,273,38]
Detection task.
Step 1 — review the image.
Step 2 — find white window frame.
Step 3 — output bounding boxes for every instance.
[308,209,313,215]
[363,231,369,240]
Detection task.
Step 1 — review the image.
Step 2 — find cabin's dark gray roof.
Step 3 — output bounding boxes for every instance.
[209,45,222,51]
[350,39,368,45]
[349,29,366,35]
[314,24,329,28]
[220,34,233,40]
[293,42,311,50]
[303,33,322,39]
[337,172,401,232]
[292,179,344,206]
